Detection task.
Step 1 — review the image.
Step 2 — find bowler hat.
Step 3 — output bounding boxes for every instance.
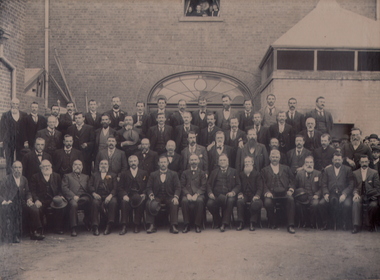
[50,196,68,209]
[147,199,161,216]
[368,134,379,140]
[20,148,31,157]
[372,145,380,152]
[294,188,309,205]
[331,137,340,143]
[130,193,144,208]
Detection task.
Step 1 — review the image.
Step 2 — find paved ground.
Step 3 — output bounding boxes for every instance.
[1,220,380,280]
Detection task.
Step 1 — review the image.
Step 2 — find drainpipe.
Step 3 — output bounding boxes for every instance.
[377,0,380,20]
[44,0,49,108]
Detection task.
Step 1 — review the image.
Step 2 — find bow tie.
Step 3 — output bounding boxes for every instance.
[37,153,42,157]
[160,171,167,175]
[217,146,223,150]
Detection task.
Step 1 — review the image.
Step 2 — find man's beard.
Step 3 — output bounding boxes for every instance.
[244,166,253,174]
[42,169,52,176]
[113,104,119,110]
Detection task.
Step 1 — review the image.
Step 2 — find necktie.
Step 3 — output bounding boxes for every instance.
[256,125,259,133]
[246,112,249,118]
[309,132,313,138]
[33,115,38,123]
[306,173,310,179]
[185,126,189,132]
[291,112,294,120]
[231,131,236,140]
[269,108,273,116]
[137,115,141,122]
[168,156,173,163]
[115,111,119,119]
[297,150,301,157]
[159,127,163,133]
[65,150,70,155]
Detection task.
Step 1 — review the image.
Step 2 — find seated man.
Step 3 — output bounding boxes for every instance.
[118,155,148,234]
[145,155,181,234]
[319,152,354,231]
[207,154,240,232]
[180,154,207,233]
[294,156,321,228]
[29,159,66,234]
[237,156,263,231]
[62,160,92,237]
[262,149,296,234]
[88,159,118,236]
[352,155,380,233]
[0,161,42,242]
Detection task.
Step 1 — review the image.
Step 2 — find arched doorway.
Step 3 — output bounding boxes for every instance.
[147,71,251,112]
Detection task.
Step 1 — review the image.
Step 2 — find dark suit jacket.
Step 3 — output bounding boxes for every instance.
[199,126,222,147]
[67,124,95,159]
[95,148,128,175]
[22,150,52,182]
[246,125,270,150]
[341,142,373,170]
[88,172,117,197]
[163,152,182,173]
[313,146,336,171]
[208,145,233,172]
[215,109,238,130]
[104,109,127,130]
[181,145,208,174]
[224,129,247,149]
[207,167,241,195]
[21,114,47,147]
[84,112,102,130]
[192,109,211,130]
[239,170,263,198]
[61,172,90,200]
[286,111,305,134]
[180,168,207,196]
[306,109,334,134]
[236,143,269,172]
[353,168,380,198]
[147,125,173,152]
[29,172,62,204]
[170,111,185,128]
[261,164,295,197]
[36,128,63,155]
[118,169,148,197]
[175,124,199,153]
[149,110,172,128]
[286,148,312,174]
[146,169,181,198]
[94,127,117,156]
[321,165,354,196]
[238,110,254,132]
[135,150,159,175]
[58,113,75,135]
[269,123,295,153]
[0,110,27,151]
[132,113,149,138]
[0,175,31,204]
[53,148,84,177]
[295,169,321,198]
[299,129,323,152]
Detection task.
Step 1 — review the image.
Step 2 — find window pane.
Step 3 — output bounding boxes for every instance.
[317,51,354,71]
[277,50,314,70]
[358,51,380,71]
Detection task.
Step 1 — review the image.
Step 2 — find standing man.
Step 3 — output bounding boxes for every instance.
[246,112,270,150]
[306,96,334,134]
[163,140,182,173]
[208,131,233,172]
[147,113,173,155]
[180,154,207,233]
[170,99,187,128]
[199,113,222,149]
[22,138,52,182]
[224,117,246,160]
[262,149,296,234]
[36,115,63,156]
[118,155,148,234]
[21,102,47,150]
[368,134,379,150]
[53,134,83,178]
[192,96,210,130]
[216,94,237,131]
[134,138,159,175]
[175,111,199,153]
[286,135,312,175]
[269,111,295,154]
[238,99,254,132]
[207,154,240,232]
[132,101,149,138]
[313,133,336,171]
[145,155,181,234]
[94,114,117,156]
[300,117,322,153]
[259,94,278,127]
[84,99,102,130]
[371,145,380,174]
[116,115,140,159]
[181,131,208,174]
[286,98,305,134]
[58,102,75,136]
[104,96,126,130]
[0,98,27,173]
[149,96,171,128]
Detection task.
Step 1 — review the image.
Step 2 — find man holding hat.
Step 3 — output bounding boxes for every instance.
[29,159,66,234]
[118,155,148,234]
[62,160,92,237]
[145,155,181,234]
[207,153,240,232]
[294,155,321,228]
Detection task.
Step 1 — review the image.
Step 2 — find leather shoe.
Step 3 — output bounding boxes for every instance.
[93,226,100,236]
[270,224,278,230]
[134,225,140,233]
[320,224,328,231]
[220,224,226,232]
[30,231,45,240]
[352,226,360,234]
[119,225,127,235]
[146,224,156,234]
[288,226,296,234]
[236,222,244,231]
[55,229,64,235]
[195,226,201,233]
[170,225,179,234]
[182,224,190,233]
[13,236,20,243]
[249,223,256,231]
[104,224,112,235]
[71,227,77,237]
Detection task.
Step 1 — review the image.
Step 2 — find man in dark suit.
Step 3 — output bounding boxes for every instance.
[246,112,270,150]
[285,98,305,134]
[163,140,182,174]
[199,113,222,149]
[352,155,380,233]
[132,101,149,138]
[29,159,66,234]
[103,96,127,130]
[294,156,321,228]
[208,131,233,172]
[118,155,148,234]
[371,145,380,174]
[300,117,322,153]
[341,127,373,170]
[269,111,295,154]
[262,149,296,234]
[175,111,199,153]
[84,99,102,130]
[22,137,52,182]
[0,98,27,173]
[313,133,336,171]
[36,115,63,156]
[306,96,334,134]
[95,135,128,177]
[67,112,95,175]
[236,128,269,172]
[269,138,288,165]
[147,113,173,155]
[180,154,207,233]
[88,159,118,236]
[319,152,354,231]
[181,131,208,174]
[224,117,246,167]
[192,96,211,130]
[236,156,263,231]
[207,153,240,232]
[53,134,84,178]
[94,113,117,156]
[61,160,91,237]
[148,96,172,128]
[134,138,159,175]
[238,99,254,132]
[21,101,47,150]
[116,115,140,159]
[0,161,43,242]
[170,99,187,128]
[215,94,237,131]
[286,135,312,175]
[145,155,181,234]
[58,102,75,136]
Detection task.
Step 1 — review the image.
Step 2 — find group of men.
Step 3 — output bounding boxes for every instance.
[0,93,379,243]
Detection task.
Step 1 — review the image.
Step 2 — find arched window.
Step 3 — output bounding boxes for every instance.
[148,71,251,110]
